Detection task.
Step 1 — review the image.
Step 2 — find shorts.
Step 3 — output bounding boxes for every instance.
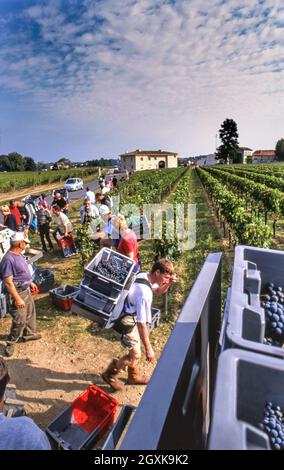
[119,315,141,356]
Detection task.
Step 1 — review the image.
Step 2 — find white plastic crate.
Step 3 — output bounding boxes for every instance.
[0,229,14,261]
[85,248,135,289]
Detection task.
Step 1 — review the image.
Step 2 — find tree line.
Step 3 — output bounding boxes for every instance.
[0,153,120,172]
[0,153,36,172]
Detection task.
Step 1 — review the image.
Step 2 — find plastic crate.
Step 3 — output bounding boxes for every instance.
[4,384,25,417]
[57,235,77,258]
[0,228,14,262]
[77,283,115,315]
[208,348,284,450]
[0,293,7,318]
[148,308,161,334]
[49,285,80,311]
[33,268,55,293]
[81,272,121,301]
[223,245,284,358]
[46,385,118,450]
[71,294,109,326]
[23,247,43,265]
[102,405,135,450]
[85,248,135,289]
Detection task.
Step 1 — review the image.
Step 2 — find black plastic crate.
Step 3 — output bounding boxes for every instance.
[4,384,25,417]
[102,405,135,450]
[49,285,80,311]
[33,268,55,293]
[0,293,7,318]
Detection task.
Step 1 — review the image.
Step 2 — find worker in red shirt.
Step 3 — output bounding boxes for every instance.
[113,214,140,272]
[9,200,22,230]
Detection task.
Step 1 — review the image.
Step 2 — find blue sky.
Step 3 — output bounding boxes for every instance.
[1,0,284,162]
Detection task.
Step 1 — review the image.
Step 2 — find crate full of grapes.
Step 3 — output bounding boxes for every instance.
[222,245,284,359]
[209,348,284,450]
[84,248,135,290]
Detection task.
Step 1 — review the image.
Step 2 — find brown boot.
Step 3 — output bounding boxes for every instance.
[102,359,124,392]
[127,365,149,385]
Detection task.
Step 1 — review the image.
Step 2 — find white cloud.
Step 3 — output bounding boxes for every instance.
[1,0,284,158]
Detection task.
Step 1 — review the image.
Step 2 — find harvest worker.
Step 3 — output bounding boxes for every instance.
[112,214,140,272]
[52,204,73,241]
[51,192,68,214]
[0,232,42,357]
[0,357,51,450]
[102,259,177,391]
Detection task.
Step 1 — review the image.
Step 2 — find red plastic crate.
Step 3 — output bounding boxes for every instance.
[71,385,118,436]
[55,298,73,311]
[31,285,40,296]
[46,385,118,450]
[57,235,74,249]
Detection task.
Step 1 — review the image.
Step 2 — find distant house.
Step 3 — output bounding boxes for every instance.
[237,147,253,164]
[252,150,277,164]
[120,149,178,173]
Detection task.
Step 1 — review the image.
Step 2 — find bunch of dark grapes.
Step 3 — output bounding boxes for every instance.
[262,401,284,450]
[96,258,130,284]
[261,283,284,346]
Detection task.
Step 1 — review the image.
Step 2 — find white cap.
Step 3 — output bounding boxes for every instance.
[10,232,30,244]
[99,205,110,215]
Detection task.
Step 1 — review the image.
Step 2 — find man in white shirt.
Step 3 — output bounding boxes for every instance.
[80,199,99,225]
[52,205,73,240]
[102,259,177,391]
[84,187,95,205]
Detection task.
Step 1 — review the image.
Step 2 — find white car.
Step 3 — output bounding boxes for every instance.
[64,178,84,191]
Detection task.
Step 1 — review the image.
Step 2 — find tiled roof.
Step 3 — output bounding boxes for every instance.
[239,147,253,151]
[252,150,276,157]
[120,149,177,157]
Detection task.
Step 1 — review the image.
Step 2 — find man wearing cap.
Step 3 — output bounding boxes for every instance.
[0,232,41,357]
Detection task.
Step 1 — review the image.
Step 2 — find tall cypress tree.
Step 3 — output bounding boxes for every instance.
[216,118,239,164]
[275,138,284,161]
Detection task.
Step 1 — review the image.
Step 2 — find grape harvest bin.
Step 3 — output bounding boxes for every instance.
[208,349,284,450]
[221,245,284,359]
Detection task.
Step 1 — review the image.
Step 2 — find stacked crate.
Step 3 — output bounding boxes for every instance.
[72,248,135,326]
[209,246,284,450]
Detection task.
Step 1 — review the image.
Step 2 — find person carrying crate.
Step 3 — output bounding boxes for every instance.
[102,259,177,391]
